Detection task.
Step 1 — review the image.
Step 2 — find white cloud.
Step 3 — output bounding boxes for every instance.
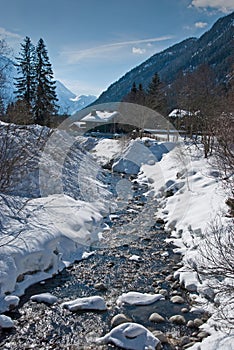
[132,47,146,54]
[0,27,21,39]
[195,21,208,28]
[61,36,173,63]
[190,0,234,13]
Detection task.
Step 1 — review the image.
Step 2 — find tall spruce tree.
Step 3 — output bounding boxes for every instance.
[14,36,36,122]
[122,82,146,105]
[146,73,167,114]
[33,38,58,126]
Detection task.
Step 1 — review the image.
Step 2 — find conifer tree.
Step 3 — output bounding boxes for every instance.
[14,36,36,121]
[122,82,147,105]
[146,73,167,114]
[33,38,58,126]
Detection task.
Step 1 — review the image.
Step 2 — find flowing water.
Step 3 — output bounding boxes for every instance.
[0,175,205,349]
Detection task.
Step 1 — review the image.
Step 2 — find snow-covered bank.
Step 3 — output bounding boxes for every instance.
[0,124,112,314]
[1,131,233,349]
[139,141,233,349]
[0,194,108,312]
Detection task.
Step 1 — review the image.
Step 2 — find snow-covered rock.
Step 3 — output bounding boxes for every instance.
[0,315,14,329]
[61,296,107,311]
[129,255,143,262]
[117,291,164,306]
[30,293,58,305]
[96,322,160,350]
[112,139,175,175]
[3,295,20,310]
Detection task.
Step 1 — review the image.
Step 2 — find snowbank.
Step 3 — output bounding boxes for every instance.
[0,124,112,313]
[112,138,176,174]
[140,142,233,349]
[0,193,109,312]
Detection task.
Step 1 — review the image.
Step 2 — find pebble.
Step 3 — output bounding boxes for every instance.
[171,290,182,296]
[197,331,210,339]
[169,315,186,325]
[111,314,132,327]
[94,282,108,291]
[193,318,204,328]
[165,274,174,281]
[158,288,168,296]
[171,281,180,289]
[170,295,185,304]
[149,312,165,323]
[180,336,191,346]
[181,307,189,313]
[152,331,168,344]
[187,320,194,328]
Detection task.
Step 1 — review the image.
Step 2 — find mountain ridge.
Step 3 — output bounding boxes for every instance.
[92,11,234,106]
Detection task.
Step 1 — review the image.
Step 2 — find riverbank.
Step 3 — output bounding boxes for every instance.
[0,135,233,349]
[0,183,210,349]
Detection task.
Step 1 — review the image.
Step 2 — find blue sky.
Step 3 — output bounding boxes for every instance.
[0,0,233,97]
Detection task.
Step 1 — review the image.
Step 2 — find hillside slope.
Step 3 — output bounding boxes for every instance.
[93,11,234,105]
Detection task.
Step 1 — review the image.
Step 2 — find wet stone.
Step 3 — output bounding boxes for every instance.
[169,315,186,325]
[197,331,210,339]
[187,320,194,328]
[152,330,168,344]
[149,312,165,323]
[94,282,108,291]
[111,314,132,327]
[181,307,189,313]
[193,318,204,328]
[170,295,185,304]
[180,336,191,346]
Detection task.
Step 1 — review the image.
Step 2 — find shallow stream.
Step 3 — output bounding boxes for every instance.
[0,174,205,349]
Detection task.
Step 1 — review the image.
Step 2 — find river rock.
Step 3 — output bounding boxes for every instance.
[170,295,185,304]
[4,295,20,310]
[94,282,108,291]
[180,336,190,346]
[169,315,186,325]
[165,274,174,281]
[193,318,204,328]
[197,331,210,339]
[30,293,58,305]
[62,296,107,311]
[158,289,168,296]
[149,312,165,323]
[171,290,182,296]
[171,281,180,289]
[111,314,132,327]
[0,315,14,328]
[181,307,189,313]
[152,330,168,343]
[187,320,194,328]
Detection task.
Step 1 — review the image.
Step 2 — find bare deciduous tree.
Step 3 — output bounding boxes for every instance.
[0,123,52,194]
[195,217,234,330]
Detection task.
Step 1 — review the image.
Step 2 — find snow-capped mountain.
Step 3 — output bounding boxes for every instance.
[0,56,96,115]
[55,80,96,115]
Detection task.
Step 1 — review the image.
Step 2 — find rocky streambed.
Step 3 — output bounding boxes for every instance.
[0,176,210,350]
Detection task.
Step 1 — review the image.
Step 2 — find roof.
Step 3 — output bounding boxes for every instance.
[169,109,193,118]
[81,110,119,123]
